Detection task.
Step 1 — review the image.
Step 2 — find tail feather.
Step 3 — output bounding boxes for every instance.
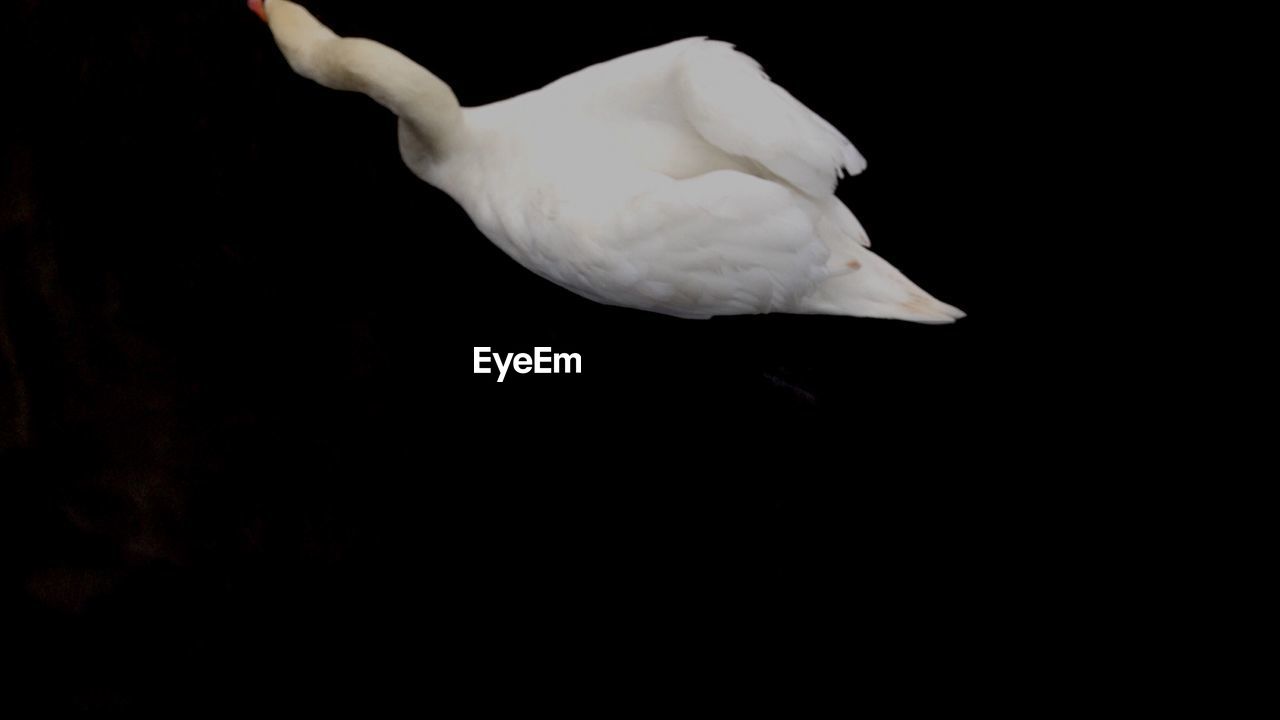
[801,244,965,324]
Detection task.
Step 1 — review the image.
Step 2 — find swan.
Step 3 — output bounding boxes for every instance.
[248,0,964,323]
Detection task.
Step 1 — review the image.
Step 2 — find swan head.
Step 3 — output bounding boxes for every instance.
[248,0,269,23]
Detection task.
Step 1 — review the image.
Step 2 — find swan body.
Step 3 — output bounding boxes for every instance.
[253,0,964,322]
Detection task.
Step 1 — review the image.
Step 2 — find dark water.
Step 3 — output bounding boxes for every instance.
[1,1,1094,711]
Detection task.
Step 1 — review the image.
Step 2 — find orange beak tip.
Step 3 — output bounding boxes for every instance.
[248,0,268,23]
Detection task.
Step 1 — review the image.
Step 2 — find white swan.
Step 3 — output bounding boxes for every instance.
[250,0,964,323]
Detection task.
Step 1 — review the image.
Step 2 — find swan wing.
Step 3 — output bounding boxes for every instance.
[676,40,866,198]
[592,171,831,317]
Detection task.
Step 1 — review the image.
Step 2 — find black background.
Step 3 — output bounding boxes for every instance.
[2,0,1106,710]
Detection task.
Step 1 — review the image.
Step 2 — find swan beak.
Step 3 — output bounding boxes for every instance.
[248,0,268,23]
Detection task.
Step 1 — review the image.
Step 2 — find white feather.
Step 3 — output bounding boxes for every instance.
[259,2,962,323]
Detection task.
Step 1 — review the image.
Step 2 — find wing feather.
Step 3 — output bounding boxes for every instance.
[676,40,866,198]
[597,171,831,317]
